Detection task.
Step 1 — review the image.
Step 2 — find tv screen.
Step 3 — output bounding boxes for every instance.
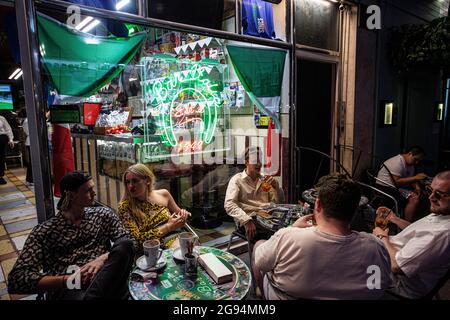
[0,84,14,110]
[148,0,224,30]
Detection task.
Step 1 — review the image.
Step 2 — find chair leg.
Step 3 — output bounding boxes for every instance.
[226,233,236,252]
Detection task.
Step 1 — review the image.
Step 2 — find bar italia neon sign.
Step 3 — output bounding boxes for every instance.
[148,64,222,150]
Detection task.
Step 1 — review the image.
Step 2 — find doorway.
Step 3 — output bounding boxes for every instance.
[296,58,335,193]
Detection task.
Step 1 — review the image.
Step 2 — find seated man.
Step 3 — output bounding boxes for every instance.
[224,146,284,241]
[373,170,450,299]
[254,174,392,299]
[8,171,135,300]
[376,146,428,221]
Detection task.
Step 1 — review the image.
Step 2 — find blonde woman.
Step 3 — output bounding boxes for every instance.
[117,164,191,250]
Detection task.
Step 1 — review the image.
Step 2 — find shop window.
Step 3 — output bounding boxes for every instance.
[36,10,288,244]
[148,0,236,33]
[295,0,339,51]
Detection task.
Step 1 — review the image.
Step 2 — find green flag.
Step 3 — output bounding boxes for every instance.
[226,45,286,130]
[37,14,146,97]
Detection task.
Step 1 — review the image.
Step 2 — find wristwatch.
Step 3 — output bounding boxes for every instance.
[376,234,386,240]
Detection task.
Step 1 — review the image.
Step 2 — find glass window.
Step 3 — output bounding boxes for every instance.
[36,8,288,245]
[295,0,339,51]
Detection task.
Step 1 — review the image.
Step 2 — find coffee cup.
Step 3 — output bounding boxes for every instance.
[179,232,198,258]
[143,239,162,268]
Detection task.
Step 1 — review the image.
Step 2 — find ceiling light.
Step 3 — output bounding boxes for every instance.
[116,0,130,10]
[8,68,21,80]
[81,19,100,33]
[14,70,23,80]
[75,16,94,31]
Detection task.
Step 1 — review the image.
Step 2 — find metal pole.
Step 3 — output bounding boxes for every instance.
[15,0,54,223]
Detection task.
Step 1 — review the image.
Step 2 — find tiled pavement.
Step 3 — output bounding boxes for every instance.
[0,168,37,300]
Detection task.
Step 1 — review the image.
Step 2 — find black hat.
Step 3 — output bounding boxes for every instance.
[57,171,92,210]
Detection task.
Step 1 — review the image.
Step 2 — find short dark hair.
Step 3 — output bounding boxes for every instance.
[404,145,426,157]
[315,174,361,222]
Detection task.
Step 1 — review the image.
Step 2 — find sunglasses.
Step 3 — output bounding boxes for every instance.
[425,185,450,200]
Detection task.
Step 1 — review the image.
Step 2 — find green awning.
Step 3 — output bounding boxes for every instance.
[37,15,146,97]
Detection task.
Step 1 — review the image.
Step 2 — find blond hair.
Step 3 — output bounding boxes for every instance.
[122,164,156,224]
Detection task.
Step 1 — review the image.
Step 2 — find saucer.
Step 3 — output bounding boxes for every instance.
[136,255,167,272]
[173,247,199,262]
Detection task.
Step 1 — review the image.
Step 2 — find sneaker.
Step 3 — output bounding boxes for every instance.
[26,181,34,186]
[0,177,7,185]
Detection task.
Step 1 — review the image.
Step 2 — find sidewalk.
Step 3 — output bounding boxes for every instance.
[0,168,37,300]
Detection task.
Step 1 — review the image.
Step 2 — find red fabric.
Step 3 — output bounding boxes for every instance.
[52,124,75,197]
[265,118,280,176]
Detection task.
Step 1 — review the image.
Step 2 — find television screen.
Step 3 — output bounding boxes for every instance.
[148,0,224,30]
[49,104,81,124]
[0,84,14,110]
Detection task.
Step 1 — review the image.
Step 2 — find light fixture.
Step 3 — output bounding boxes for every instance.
[81,19,100,33]
[8,68,21,80]
[116,0,130,10]
[14,70,23,80]
[75,16,94,31]
[379,100,397,127]
[435,102,444,121]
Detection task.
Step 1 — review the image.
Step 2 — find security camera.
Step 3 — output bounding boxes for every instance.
[339,4,345,11]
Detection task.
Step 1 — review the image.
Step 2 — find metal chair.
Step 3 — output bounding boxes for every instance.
[4,140,23,169]
[385,268,450,300]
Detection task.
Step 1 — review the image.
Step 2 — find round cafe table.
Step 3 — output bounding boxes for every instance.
[128,246,252,300]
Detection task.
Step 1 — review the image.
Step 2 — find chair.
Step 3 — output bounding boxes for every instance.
[366,170,399,215]
[226,226,256,292]
[297,146,352,195]
[4,140,23,169]
[351,180,399,232]
[385,268,450,300]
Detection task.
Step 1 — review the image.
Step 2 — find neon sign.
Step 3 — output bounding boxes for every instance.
[143,63,222,148]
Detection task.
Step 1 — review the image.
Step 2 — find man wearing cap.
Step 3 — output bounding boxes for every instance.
[8,171,135,300]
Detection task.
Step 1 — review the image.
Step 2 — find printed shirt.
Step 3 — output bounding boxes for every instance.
[242,0,276,39]
[7,206,128,294]
[117,199,176,250]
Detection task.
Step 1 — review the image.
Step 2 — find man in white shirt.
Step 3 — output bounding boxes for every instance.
[0,115,15,184]
[373,171,450,299]
[376,146,428,221]
[253,174,391,299]
[224,146,284,241]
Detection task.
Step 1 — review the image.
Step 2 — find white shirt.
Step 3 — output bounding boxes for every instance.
[22,118,30,146]
[255,226,392,300]
[389,213,450,298]
[224,170,284,227]
[0,115,13,142]
[376,154,415,187]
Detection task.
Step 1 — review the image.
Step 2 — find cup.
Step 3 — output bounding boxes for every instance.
[261,180,272,192]
[143,239,162,268]
[184,253,198,276]
[179,232,198,258]
[375,208,390,230]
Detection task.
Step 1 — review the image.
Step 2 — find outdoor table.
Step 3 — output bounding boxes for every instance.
[128,246,252,300]
[254,204,304,233]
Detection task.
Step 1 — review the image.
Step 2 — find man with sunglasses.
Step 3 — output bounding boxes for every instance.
[373,171,450,299]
